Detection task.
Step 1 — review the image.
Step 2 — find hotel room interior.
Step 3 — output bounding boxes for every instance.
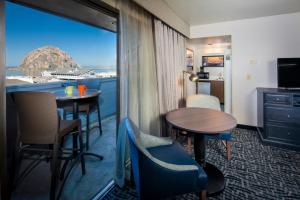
[0,0,300,199]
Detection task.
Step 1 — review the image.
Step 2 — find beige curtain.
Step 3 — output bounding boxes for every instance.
[115,1,187,187]
[154,19,186,114]
[118,0,160,135]
[115,0,160,187]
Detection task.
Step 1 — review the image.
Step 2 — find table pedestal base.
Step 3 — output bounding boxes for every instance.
[204,162,225,196]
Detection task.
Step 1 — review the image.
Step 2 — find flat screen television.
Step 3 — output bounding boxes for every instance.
[278,58,300,89]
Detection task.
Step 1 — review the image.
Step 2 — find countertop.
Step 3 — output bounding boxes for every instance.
[196,78,224,82]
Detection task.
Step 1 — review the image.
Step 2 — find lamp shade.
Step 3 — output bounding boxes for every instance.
[189,74,199,82]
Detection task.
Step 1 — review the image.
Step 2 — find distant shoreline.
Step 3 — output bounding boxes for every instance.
[6,66,116,77]
[6,66,19,69]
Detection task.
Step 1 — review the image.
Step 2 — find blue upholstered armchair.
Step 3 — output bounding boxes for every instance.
[125,118,208,200]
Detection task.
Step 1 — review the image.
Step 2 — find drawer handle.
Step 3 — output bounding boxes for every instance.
[287,114,290,118]
[287,132,291,135]
[276,98,280,101]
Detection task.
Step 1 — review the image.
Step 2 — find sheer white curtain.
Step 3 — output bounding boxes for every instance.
[154,19,186,114]
[115,0,160,187]
[118,0,160,135]
[115,2,187,187]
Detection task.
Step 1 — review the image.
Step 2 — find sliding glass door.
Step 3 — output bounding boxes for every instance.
[1,0,119,199]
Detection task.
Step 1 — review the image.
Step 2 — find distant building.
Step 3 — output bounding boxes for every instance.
[42,69,96,80]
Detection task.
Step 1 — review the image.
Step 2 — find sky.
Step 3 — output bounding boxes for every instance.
[5,2,116,68]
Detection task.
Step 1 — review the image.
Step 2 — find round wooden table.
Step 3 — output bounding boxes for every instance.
[166,107,237,196]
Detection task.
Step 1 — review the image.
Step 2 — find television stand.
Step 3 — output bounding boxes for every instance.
[257,87,300,151]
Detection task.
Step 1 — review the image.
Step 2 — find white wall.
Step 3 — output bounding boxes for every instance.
[190,12,300,126]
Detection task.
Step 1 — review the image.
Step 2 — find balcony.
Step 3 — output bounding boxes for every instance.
[6,77,117,200]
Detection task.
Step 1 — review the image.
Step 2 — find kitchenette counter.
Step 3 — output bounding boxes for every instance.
[196,78,224,82]
[195,78,224,103]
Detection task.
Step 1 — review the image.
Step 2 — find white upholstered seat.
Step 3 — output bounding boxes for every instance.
[185,94,232,160]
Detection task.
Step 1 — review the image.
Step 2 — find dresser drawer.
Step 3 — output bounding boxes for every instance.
[265,107,300,124]
[264,93,291,105]
[265,124,300,144]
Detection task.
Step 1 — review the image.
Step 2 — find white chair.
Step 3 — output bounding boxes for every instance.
[186,94,232,160]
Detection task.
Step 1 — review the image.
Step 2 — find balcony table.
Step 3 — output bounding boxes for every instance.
[166,108,236,196]
[53,89,103,160]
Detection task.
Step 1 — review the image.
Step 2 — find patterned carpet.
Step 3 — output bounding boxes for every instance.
[103,129,300,200]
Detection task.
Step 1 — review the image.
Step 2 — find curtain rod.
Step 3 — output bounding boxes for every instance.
[130,0,189,39]
[152,15,189,39]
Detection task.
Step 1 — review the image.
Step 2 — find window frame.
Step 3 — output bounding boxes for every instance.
[0,1,120,199]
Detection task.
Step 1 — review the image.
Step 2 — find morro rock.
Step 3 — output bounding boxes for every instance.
[19,46,80,76]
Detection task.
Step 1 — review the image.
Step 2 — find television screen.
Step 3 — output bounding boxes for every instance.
[278,58,300,88]
[202,55,224,67]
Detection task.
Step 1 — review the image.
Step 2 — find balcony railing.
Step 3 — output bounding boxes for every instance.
[6,77,117,119]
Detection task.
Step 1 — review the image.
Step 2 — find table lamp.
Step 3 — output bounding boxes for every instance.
[183,70,199,96]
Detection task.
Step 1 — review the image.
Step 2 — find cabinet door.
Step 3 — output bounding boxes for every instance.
[211,80,224,103]
[264,93,291,105]
[265,106,300,124]
[265,124,300,145]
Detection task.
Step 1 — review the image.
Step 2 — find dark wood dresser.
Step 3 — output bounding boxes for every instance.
[257,88,300,150]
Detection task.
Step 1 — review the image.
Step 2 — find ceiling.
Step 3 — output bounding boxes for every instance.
[163,0,300,26]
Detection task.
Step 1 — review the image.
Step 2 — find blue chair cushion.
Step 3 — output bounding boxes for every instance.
[205,132,231,140]
[147,142,195,165]
[147,142,206,180]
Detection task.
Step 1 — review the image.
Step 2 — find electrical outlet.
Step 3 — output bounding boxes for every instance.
[249,59,257,65]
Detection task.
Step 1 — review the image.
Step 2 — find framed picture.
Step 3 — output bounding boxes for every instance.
[202,55,224,67]
[186,48,194,71]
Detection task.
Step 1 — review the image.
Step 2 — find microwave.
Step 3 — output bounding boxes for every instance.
[197,72,209,79]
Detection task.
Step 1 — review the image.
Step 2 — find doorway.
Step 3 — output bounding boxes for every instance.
[186,35,232,114]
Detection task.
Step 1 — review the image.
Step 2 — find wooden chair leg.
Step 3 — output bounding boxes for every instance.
[72,134,78,157]
[199,190,206,200]
[170,129,176,140]
[174,129,178,139]
[96,103,103,135]
[78,126,86,175]
[187,137,192,155]
[86,110,90,151]
[226,141,231,160]
[13,149,23,188]
[50,143,59,200]
[63,109,67,120]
